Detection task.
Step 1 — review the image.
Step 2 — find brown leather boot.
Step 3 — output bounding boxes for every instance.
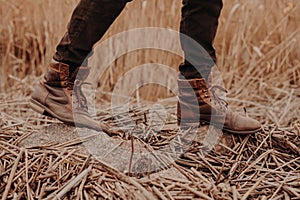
[30,61,114,134]
[177,78,261,134]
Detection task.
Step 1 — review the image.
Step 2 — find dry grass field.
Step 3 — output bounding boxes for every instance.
[1,0,299,125]
[0,0,300,199]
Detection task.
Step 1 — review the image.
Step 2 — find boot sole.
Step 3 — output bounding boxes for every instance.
[203,120,262,135]
[180,120,261,135]
[31,99,261,135]
[29,99,74,126]
[222,125,261,135]
[30,99,110,133]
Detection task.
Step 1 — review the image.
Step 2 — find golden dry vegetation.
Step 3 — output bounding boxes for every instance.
[1,0,299,125]
[0,0,300,199]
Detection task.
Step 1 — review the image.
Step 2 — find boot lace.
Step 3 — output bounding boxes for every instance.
[67,80,91,111]
[209,85,228,111]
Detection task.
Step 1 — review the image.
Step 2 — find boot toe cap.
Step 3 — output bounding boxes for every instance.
[231,114,262,134]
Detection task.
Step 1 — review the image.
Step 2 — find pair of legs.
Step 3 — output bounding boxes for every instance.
[30,0,261,134]
[53,0,223,80]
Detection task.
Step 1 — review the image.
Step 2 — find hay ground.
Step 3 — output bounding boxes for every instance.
[0,79,300,200]
[1,0,300,199]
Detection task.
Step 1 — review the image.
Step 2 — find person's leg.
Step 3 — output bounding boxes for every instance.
[31,0,132,134]
[179,0,223,80]
[54,0,133,71]
[177,0,261,134]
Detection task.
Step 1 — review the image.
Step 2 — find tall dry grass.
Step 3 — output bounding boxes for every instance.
[0,0,299,125]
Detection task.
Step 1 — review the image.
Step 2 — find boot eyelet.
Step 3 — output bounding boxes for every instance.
[74,80,82,86]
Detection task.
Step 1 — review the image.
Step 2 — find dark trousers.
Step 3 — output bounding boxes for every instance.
[53,0,223,80]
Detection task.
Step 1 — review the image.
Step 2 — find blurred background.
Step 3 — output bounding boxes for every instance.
[0,0,299,126]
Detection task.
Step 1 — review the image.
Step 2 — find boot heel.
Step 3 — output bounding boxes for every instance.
[30,101,45,115]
